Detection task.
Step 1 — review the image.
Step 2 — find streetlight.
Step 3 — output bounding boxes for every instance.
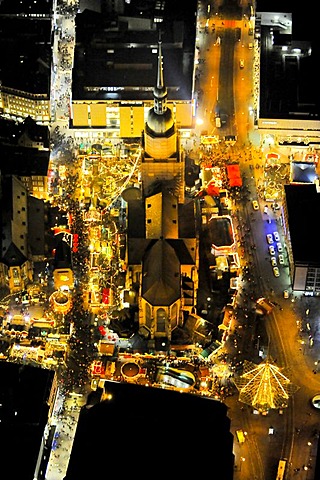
[300,442,313,473]
[239,457,246,471]
[307,441,313,468]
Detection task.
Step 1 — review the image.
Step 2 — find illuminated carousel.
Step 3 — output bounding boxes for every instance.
[49,290,73,314]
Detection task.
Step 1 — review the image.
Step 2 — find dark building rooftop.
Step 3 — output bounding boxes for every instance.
[0,0,53,95]
[0,144,50,176]
[290,161,317,184]
[53,231,72,269]
[0,362,55,480]
[208,216,234,249]
[0,116,49,146]
[257,2,320,121]
[285,183,320,264]
[0,0,52,15]
[0,117,50,175]
[72,0,197,101]
[65,380,235,479]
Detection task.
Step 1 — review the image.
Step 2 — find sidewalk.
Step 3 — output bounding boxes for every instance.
[45,393,85,480]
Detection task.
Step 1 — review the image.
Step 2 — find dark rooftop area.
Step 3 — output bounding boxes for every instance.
[290,162,317,184]
[257,1,320,120]
[0,117,50,175]
[208,216,234,248]
[285,183,320,264]
[0,0,52,95]
[72,0,197,101]
[0,0,52,15]
[0,362,55,480]
[65,380,234,479]
[259,33,319,120]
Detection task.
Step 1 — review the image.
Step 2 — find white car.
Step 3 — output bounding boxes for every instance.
[266,234,274,244]
[273,266,280,277]
[277,242,283,253]
[271,257,277,267]
[269,245,275,256]
[273,231,280,242]
[278,253,285,265]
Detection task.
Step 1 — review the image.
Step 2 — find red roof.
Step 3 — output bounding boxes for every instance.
[226,164,242,187]
[206,182,220,196]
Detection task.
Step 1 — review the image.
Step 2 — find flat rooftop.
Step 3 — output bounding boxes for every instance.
[0,0,53,95]
[65,380,235,479]
[285,183,320,264]
[72,0,198,101]
[0,362,55,480]
[257,3,320,121]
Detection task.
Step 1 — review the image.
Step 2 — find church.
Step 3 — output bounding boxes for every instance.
[124,39,199,351]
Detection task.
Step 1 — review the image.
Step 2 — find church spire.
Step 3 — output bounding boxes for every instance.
[154,35,167,115]
[144,31,175,141]
[157,38,164,91]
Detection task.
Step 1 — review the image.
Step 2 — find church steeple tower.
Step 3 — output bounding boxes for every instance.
[153,39,167,116]
[144,35,176,156]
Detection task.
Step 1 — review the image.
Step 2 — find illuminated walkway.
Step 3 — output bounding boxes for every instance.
[45,393,84,480]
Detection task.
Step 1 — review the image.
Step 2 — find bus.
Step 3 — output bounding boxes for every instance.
[235,429,247,444]
[276,459,287,480]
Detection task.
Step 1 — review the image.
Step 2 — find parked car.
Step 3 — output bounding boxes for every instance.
[278,254,285,265]
[269,245,275,255]
[283,290,289,298]
[273,231,280,242]
[266,234,274,244]
[271,257,277,267]
[273,266,280,277]
[252,200,259,210]
[277,242,283,253]
[256,297,275,315]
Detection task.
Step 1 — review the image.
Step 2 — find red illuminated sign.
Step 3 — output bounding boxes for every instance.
[102,287,111,305]
[72,234,79,253]
[91,360,105,375]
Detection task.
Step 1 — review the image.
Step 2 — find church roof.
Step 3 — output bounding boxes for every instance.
[1,242,27,267]
[142,238,181,305]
